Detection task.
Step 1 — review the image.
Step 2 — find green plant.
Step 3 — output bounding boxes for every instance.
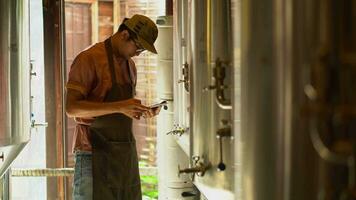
[141,175,158,199]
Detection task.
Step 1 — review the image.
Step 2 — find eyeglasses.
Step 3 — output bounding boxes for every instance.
[132,38,145,53]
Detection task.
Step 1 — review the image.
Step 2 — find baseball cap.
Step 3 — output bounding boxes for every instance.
[124,14,158,54]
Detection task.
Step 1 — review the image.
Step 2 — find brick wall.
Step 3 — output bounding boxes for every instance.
[119,0,164,167]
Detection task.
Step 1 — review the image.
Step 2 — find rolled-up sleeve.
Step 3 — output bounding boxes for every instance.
[66,52,96,97]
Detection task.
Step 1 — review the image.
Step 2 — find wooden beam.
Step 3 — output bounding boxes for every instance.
[91,1,99,43]
[43,0,65,199]
[65,0,96,3]
[113,0,120,32]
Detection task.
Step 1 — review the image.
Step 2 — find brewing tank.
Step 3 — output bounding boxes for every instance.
[172,0,191,156]
[0,0,31,177]
[189,0,234,199]
[240,0,356,199]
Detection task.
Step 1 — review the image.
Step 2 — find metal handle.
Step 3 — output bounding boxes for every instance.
[202,85,216,91]
[30,61,37,76]
[214,58,232,109]
[178,79,189,83]
[216,126,232,171]
[0,152,4,162]
[178,162,211,177]
[305,84,355,187]
[178,156,211,178]
[309,119,355,187]
[203,58,232,109]
[181,191,197,197]
[166,124,188,136]
[31,120,48,128]
[179,62,189,92]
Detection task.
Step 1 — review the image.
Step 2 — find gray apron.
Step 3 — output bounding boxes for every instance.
[89,38,142,200]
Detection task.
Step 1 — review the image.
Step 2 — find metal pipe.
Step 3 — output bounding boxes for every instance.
[10,167,157,177]
[178,162,211,177]
[59,0,68,198]
[11,168,74,177]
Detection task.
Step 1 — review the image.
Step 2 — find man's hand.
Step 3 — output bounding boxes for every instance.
[66,89,152,119]
[152,106,162,116]
[117,98,151,120]
[142,106,162,118]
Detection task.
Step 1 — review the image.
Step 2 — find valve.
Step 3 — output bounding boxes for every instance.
[216,126,232,171]
[178,62,190,92]
[166,124,189,136]
[31,120,48,128]
[202,58,232,109]
[178,156,211,178]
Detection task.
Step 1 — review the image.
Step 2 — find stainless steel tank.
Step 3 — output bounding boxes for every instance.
[240,0,283,198]
[231,0,241,199]
[189,0,234,199]
[0,0,31,177]
[173,0,191,155]
[240,0,356,199]
[156,15,195,199]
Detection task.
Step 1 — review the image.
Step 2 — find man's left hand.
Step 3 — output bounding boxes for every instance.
[143,106,161,118]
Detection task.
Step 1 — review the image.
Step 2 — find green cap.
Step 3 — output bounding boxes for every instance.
[124,14,158,54]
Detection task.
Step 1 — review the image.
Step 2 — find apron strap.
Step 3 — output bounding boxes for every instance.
[126,60,136,95]
[104,38,118,85]
[126,60,134,87]
[105,37,135,88]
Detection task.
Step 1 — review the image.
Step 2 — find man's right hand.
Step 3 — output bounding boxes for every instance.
[117,98,151,120]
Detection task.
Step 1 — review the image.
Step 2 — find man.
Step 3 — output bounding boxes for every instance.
[65,14,160,200]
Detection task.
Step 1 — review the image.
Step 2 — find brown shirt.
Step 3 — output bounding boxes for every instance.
[66,41,137,152]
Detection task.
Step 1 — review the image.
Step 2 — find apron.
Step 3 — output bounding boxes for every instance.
[89,38,142,200]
